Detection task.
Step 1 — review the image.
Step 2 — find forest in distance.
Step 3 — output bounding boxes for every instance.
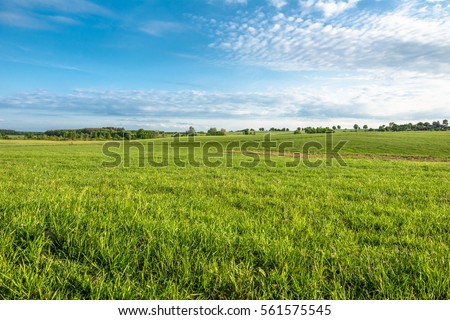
[0,119,448,141]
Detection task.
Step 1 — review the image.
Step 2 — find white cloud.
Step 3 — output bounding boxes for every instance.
[225,0,248,4]
[48,15,81,25]
[208,0,248,5]
[9,0,112,16]
[208,1,450,73]
[0,0,110,29]
[140,21,184,37]
[300,0,359,17]
[0,11,81,29]
[1,76,448,130]
[269,0,288,9]
[0,11,49,29]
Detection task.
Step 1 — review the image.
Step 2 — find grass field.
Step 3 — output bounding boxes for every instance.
[0,131,449,299]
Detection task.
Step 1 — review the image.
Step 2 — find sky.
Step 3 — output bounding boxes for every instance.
[0,0,449,131]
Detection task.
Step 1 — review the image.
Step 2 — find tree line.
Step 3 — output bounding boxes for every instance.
[0,119,448,140]
[374,120,448,132]
[297,120,448,134]
[0,127,164,141]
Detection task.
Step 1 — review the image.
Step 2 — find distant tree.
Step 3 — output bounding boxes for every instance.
[206,127,226,136]
[259,128,265,131]
[443,119,448,127]
[304,127,334,134]
[136,128,146,139]
[388,122,399,131]
[206,127,218,136]
[304,127,315,134]
[332,126,337,130]
[124,131,132,140]
[337,125,341,130]
[186,126,197,136]
[432,121,441,130]
[363,125,368,130]
[353,124,359,130]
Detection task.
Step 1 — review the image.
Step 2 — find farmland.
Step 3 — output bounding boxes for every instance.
[0,131,449,299]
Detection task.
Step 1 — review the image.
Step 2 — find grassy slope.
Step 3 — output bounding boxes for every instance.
[0,132,449,299]
[200,131,450,158]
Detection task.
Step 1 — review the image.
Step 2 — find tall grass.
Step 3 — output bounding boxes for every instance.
[0,132,449,299]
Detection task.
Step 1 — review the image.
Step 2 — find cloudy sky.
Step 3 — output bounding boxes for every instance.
[0,0,449,131]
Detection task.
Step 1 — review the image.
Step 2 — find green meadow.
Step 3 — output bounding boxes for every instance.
[0,131,449,299]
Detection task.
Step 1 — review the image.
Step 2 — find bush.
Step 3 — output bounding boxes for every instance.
[304,127,335,134]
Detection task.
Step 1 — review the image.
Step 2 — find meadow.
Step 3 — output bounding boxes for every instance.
[0,131,449,299]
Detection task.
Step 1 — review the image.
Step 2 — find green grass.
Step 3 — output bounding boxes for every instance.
[0,132,449,299]
[205,130,450,158]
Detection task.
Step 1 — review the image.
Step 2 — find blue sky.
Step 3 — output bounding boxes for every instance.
[0,0,449,131]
